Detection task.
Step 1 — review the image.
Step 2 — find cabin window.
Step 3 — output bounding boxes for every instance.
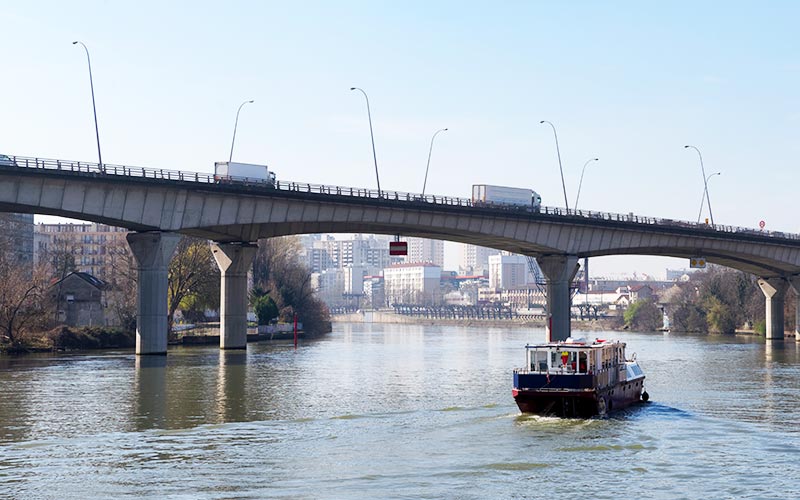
[532,351,548,372]
[578,352,588,373]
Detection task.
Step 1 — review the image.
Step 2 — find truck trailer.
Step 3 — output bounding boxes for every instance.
[214,161,276,186]
[471,184,541,211]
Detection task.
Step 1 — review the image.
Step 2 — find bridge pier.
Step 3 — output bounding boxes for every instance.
[211,242,258,350]
[758,277,788,340]
[537,255,579,342]
[127,232,181,355]
[789,277,800,342]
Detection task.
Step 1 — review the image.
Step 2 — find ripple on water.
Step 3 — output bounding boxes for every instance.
[555,443,655,452]
[482,462,550,471]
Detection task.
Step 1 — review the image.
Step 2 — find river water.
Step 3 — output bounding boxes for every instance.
[0,324,798,499]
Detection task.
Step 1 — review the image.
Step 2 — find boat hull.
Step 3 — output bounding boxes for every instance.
[513,376,645,418]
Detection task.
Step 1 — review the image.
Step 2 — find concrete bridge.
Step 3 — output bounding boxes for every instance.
[1,155,799,353]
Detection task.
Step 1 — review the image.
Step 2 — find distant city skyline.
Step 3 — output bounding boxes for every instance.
[5,1,798,278]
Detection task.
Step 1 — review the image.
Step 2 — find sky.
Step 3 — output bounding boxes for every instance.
[2,1,799,279]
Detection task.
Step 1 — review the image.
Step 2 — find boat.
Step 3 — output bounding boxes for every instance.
[512,337,648,418]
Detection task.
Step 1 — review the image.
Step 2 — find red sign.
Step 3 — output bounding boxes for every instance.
[389,241,408,256]
[759,220,766,229]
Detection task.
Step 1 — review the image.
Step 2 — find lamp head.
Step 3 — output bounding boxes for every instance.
[248,100,254,103]
[594,157,599,161]
[539,120,546,124]
[72,41,78,45]
[684,145,691,149]
[350,87,357,91]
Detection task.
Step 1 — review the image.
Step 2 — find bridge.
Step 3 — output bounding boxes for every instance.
[1,154,799,353]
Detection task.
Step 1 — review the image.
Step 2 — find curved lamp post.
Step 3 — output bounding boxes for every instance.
[72,41,103,172]
[574,157,599,210]
[697,172,721,223]
[421,128,448,196]
[684,145,715,226]
[350,87,382,196]
[540,120,570,212]
[229,100,254,162]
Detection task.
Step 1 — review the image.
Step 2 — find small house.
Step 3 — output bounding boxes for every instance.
[50,272,107,327]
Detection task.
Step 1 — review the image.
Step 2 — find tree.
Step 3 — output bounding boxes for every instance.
[704,295,737,334]
[167,238,220,336]
[0,260,51,348]
[252,236,330,335]
[623,299,662,332]
[664,266,767,334]
[104,237,138,331]
[251,287,279,325]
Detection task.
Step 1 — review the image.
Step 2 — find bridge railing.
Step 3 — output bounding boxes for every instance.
[2,154,798,241]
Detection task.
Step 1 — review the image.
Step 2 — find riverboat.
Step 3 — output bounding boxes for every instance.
[512,337,648,418]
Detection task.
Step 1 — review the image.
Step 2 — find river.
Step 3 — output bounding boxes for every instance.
[1,324,799,499]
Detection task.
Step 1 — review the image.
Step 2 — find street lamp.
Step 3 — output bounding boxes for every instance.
[421,128,448,196]
[540,120,570,212]
[229,100,254,162]
[684,145,715,226]
[574,157,599,210]
[697,172,721,223]
[350,87,382,196]
[72,41,103,172]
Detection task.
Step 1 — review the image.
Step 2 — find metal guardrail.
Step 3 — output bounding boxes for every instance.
[2,154,798,242]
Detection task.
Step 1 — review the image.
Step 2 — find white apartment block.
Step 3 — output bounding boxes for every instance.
[488,253,535,290]
[343,265,367,295]
[312,268,346,307]
[403,237,444,267]
[383,263,442,305]
[306,235,394,272]
[460,244,500,275]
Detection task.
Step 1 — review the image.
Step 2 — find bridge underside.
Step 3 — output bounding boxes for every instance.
[187,221,796,278]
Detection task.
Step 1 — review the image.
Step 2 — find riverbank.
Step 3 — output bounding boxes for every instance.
[1,321,333,354]
[330,311,799,338]
[331,311,621,331]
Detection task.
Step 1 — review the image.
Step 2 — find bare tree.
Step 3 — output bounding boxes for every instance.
[0,260,51,347]
[167,237,220,336]
[104,236,138,331]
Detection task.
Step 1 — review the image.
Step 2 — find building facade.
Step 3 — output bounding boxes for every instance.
[49,271,107,327]
[488,253,534,290]
[460,244,499,275]
[404,237,444,267]
[383,263,442,305]
[306,235,395,273]
[34,223,129,280]
[0,213,34,266]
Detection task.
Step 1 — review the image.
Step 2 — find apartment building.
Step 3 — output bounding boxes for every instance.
[34,223,129,279]
[383,263,442,305]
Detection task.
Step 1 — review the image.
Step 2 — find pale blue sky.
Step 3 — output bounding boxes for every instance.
[2,1,798,278]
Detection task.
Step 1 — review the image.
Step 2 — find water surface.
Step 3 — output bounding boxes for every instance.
[1,324,798,499]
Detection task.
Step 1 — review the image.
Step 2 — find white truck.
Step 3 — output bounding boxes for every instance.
[472,184,542,211]
[214,161,276,186]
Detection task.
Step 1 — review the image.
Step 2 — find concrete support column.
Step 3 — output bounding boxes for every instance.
[536,255,579,343]
[211,242,258,350]
[758,277,788,341]
[127,232,181,355]
[789,276,800,342]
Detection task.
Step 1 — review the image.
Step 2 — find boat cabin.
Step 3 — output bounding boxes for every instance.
[519,338,631,389]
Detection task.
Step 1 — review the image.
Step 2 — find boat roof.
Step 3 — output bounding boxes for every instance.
[525,337,624,350]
